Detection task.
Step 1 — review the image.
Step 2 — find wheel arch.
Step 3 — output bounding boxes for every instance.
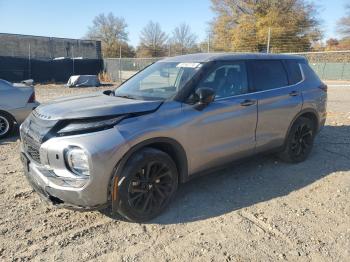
[284,108,320,144]
[114,137,189,184]
[0,109,16,123]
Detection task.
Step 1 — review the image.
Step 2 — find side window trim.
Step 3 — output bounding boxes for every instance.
[299,63,306,82]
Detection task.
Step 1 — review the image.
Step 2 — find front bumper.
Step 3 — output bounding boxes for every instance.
[20,127,129,209]
[21,154,103,210]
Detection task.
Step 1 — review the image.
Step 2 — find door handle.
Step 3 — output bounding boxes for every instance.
[289,91,299,96]
[240,99,256,106]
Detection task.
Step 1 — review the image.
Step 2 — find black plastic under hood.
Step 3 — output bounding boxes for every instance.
[34,92,162,120]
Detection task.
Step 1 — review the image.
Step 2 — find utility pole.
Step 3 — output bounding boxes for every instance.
[72,45,75,75]
[267,27,271,53]
[207,34,210,53]
[119,45,122,81]
[28,43,31,79]
[153,35,156,57]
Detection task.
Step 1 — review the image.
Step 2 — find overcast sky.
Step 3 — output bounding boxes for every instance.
[0,0,348,46]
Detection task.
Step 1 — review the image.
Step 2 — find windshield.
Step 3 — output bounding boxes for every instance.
[114,61,202,100]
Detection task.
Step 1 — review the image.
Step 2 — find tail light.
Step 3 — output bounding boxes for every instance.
[28,92,36,103]
[318,83,328,93]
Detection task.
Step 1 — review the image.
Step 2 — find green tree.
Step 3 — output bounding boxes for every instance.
[86,13,134,57]
[210,0,322,53]
[137,21,168,57]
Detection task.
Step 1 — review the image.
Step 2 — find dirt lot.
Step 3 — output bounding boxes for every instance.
[0,84,349,261]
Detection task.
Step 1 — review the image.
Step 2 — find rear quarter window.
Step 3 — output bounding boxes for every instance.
[250,60,288,91]
[300,63,322,82]
[284,60,303,85]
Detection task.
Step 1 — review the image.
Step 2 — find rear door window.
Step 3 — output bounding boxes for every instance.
[250,60,288,91]
[284,60,303,85]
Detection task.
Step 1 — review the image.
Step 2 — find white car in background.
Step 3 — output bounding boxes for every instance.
[0,79,39,138]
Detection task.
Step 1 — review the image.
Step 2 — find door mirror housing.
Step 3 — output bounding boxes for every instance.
[194,87,215,110]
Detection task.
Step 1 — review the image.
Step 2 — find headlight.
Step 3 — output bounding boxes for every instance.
[58,116,124,135]
[65,147,90,177]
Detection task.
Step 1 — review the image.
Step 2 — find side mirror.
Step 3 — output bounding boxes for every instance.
[103,90,115,96]
[194,87,215,110]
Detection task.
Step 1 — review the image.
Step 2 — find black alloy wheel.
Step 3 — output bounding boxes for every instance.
[290,123,313,158]
[113,148,178,222]
[128,161,176,214]
[279,117,315,163]
[0,113,14,139]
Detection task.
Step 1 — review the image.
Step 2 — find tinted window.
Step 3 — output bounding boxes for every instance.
[199,62,249,98]
[251,60,288,91]
[285,60,302,84]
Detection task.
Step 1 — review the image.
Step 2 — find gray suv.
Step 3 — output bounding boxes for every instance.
[20,53,327,222]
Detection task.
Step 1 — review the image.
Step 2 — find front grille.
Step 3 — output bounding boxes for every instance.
[21,112,58,164]
[22,135,41,163]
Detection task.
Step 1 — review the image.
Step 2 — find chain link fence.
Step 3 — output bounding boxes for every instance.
[287,51,350,81]
[103,58,162,82]
[103,51,350,82]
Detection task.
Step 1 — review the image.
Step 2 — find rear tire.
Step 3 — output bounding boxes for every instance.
[279,117,315,163]
[112,148,178,222]
[0,112,14,139]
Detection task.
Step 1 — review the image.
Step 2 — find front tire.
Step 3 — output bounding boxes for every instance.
[113,148,178,222]
[0,112,14,139]
[279,117,315,163]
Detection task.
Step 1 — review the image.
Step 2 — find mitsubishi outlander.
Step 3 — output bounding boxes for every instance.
[20,53,327,222]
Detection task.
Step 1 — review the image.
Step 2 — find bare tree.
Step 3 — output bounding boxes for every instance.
[171,23,198,55]
[137,21,168,57]
[337,5,350,38]
[86,13,134,57]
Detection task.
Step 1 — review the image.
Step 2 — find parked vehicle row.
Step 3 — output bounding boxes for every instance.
[19,53,327,222]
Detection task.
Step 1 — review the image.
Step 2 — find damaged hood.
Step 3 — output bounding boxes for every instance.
[34,92,162,120]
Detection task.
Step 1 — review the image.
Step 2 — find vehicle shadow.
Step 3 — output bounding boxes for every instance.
[150,125,350,224]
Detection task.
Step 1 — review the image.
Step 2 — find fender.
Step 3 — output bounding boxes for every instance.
[283,108,320,146]
[0,110,16,123]
[109,137,189,212]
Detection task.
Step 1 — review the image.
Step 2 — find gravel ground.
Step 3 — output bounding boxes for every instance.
[0,84,349,261]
